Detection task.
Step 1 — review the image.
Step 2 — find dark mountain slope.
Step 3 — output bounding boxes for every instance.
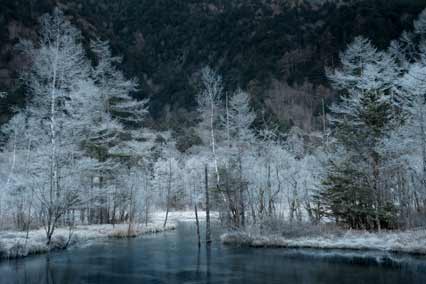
[0,0,425,130]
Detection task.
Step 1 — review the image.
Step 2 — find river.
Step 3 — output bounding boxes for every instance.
[1,222,426,284]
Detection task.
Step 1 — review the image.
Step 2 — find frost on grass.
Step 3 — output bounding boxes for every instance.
[0,211,211,259]
[221,228,426,255]
[0,224,173,259]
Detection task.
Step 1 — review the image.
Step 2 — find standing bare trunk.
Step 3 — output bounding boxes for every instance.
[239,156,245,227]
[259,187,265,218]
[24,139,34,242]
[195,203,201,247]
[45,35,60,246]
[322,98,328,145]
[1,130,17,230]
[372,152,381,232]
[144,177,150,226]
[128,184,135,237]
[267,164,272,216]
[112,184,117,228]
[24,187,34,248]
[210,90,220,189]
[205,165,211,244]
[163,160,172,228]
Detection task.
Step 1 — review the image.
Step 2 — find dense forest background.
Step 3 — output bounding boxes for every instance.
[2,0,426,245]
[1,0,426,136]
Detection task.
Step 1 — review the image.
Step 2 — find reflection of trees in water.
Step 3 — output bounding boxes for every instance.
[206,244,211,284]
[14,256,55,284]
[45,257,54,284]
[3,222,426,284]
[196,246,201,276]
[10,256,53,284]
[16,255,80,284]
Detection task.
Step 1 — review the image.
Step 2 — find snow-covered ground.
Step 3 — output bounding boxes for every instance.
[221,228,426,255]
[150,210,218,224]
[0,211,212,259]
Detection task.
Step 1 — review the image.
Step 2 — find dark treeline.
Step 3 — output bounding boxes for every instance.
[1,0,425,129]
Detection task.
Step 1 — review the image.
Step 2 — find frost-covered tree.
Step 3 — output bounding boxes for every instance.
[319,9,426,230]
[324,37,400,230]
[151,132,182,227]
[197,67,224,187]
[397,63,426,185]
[196,66,225,238]
[91,39,148,126]
[0,8,156,243]
[0,110,34,230]
[79,39,151,225]
[221,89,256,227]
[380,48,426,226]
[13,8,93,244]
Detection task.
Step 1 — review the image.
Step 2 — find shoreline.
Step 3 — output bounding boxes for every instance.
[0,211,208,260]
[0,223,177,260]
[220,229,426,256]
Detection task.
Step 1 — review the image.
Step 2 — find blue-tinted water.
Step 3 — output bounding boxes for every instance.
[1,223,426,284]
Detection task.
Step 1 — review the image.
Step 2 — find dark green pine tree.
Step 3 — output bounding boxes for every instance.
[322,37,400,230]
[322,89,399,230]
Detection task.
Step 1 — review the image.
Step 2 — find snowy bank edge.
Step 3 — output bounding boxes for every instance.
[0,223,176,260]
[220,230,426,255]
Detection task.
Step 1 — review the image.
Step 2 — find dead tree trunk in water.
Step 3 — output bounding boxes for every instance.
[205,165,211,244]
[195,203,201,247]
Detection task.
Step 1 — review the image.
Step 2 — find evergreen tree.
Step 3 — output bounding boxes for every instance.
[322,37,399,230]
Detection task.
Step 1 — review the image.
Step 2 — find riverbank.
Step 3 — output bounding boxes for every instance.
[0,211,206,259]
[221,228,426,255]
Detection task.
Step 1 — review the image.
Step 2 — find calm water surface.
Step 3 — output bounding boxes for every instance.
[1,223,426,284]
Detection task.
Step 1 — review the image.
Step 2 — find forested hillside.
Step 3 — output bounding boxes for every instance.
[2,1,426,261]
[1,0,425,131]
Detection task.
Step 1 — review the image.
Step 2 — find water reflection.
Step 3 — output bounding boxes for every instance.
[206,244,211,283]
[1,223,426,284]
